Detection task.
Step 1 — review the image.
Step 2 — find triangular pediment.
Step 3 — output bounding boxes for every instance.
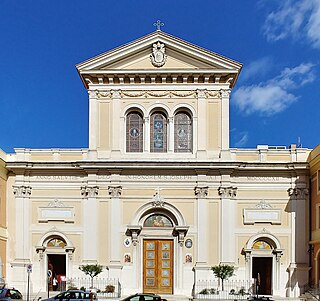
[76,31,242,88]
[77,31,241,72]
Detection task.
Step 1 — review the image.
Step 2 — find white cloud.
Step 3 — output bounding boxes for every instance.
[240,57,273,82]
[234,132,249,147]
[263,0,320,49]
[232,63,315,116]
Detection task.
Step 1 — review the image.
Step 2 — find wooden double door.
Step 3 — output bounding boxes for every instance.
[143,239,173,294]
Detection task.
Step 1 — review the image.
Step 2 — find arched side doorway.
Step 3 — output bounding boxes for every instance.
[243,232,283,296]
[36,231,75,291]
[126,195,188,295]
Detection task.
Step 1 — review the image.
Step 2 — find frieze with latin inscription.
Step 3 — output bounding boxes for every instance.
[33,176,82,181]
[126,175,193,181]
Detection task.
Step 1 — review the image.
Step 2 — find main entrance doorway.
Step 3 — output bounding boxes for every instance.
[252,257,272,295]
[48,254,66,291]
[143,240,173,294]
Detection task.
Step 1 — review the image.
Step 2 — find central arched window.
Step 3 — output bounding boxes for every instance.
[126,112,144,152]
[174,112,192,152]
[144,214,173,227]
[150,112,167,152]
[47,237,66,248]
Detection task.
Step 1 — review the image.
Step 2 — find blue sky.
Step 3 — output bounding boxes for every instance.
[0,0,319,153]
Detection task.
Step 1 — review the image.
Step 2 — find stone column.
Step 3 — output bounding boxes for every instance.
[13,185,32,261]
[168,117,174,153]
[81,185,99,263]
[196,90,207,158]
[107,185,123,278]
[220,89,230,151]
[218,186,237,264]
[88,90,99,150]
[111,90,121,156]
[144,117,150,152]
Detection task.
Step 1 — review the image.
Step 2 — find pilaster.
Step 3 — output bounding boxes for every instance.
[107,185,123,277]
[219,185,237,264]
[287,187,309,297]
[81,184,99,262]
[196,89,207,158]
[88,90,99,150]
[220,89,230,150]
[194,186,208,265]
[13,185,32,261]
[111,90,121,156]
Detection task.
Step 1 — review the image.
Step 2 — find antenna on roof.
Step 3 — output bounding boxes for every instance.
[153,20,164,31]
[298,137,302,148]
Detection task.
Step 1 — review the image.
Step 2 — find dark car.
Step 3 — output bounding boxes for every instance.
[0,288,23,301]
[121,293,167,301]
[42,290,97,301]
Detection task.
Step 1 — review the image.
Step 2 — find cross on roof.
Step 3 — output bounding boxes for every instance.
[153,20,164,31]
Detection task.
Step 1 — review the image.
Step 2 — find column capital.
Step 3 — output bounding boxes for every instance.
[111,89,121,99]
[218,186,237,198]
[88,90,98,98]
[196,89,206,99]
[108,185,122,197]
[194,186,208,198]
[81,186,99,197]
[220,89,231,98]
[287,187,309,199]
[13,185,32,197]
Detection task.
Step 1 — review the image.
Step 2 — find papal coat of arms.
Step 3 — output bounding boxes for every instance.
[150,41,167,67]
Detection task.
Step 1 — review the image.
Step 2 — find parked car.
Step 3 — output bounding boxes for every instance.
[0,288,23,301]
[121,293,167,301]
[42,290,97,301]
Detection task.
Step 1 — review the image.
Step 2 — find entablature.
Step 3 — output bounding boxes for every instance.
[81,69,237,88]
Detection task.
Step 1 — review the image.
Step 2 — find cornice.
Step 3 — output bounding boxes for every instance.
[5,160,309,171]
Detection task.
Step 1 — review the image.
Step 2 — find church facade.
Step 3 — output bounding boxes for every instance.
[2,30,311,298]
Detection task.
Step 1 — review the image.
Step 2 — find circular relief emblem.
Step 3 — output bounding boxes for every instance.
[130,127,140,138]
[185,239,193,248]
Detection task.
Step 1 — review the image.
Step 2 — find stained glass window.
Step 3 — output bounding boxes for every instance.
[150,113,167,152]
[126,112,143,152]
[174,112,192,152]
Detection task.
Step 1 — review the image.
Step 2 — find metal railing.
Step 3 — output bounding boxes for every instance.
[194,279,253,299]
[66,278,121,298]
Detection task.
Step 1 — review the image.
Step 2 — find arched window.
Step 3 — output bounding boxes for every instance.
[150,112,167,152]
[126,112,143,152]
[174,111,192,152]
[252,240,272,250]
[144,214,173,227]
[47,237,66,247]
